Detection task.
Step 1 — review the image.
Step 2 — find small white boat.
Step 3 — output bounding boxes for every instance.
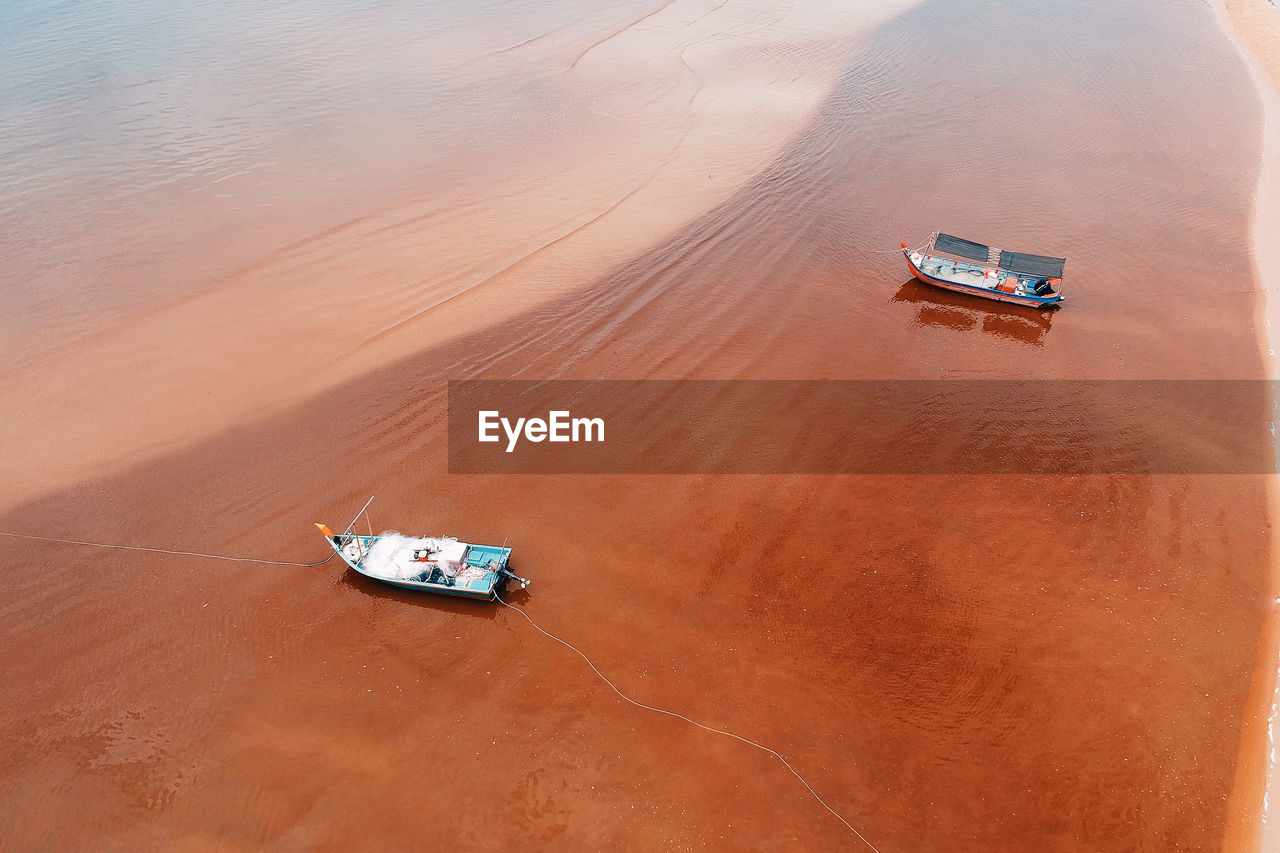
[315,498,527,599]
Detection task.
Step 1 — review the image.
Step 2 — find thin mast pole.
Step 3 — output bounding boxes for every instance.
[343,496,376,537]
[343,495,375,564]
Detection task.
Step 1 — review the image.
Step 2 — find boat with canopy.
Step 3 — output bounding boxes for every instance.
[901,232,1065,308]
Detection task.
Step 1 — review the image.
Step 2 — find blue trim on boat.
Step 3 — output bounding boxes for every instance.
[916,266,1061,306]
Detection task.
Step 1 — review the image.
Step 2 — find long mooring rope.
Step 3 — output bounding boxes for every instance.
[0,531,336,567]
[494,591,881,852]
[4,528,873,847]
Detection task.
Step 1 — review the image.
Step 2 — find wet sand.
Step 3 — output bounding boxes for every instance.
[0,0,1275,849]
[1214,1,1280,848]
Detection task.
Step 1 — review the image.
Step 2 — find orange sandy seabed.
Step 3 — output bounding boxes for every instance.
[1,0,1277,849]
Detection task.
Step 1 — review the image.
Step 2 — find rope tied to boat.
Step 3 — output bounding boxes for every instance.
[494,591,881,852]
[5,525,874,847]
[0,531,337,567]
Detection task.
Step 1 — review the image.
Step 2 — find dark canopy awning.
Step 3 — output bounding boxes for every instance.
[933,232,990,263]
[933,231,1066,278]
[998,250,1065,278]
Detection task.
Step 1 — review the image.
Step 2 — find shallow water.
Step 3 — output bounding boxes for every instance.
[0,0,645,358]
[0,0,1272,849]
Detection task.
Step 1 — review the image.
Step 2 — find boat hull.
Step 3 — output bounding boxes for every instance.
[904,250,1062,309]
[328,534,512,600]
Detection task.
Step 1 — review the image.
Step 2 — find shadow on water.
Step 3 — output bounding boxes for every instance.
[891,279,1056,346]
[336,568,532,619]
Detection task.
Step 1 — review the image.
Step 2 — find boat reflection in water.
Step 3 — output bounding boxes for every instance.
[891,280,1055,347]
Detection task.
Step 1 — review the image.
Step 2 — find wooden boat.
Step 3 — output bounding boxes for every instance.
[901,232,1065,308]
[315,500,527,599]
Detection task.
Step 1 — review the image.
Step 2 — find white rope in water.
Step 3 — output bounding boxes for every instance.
[0,531,336,567]
[494,592,881,852]
[5,527,872,845]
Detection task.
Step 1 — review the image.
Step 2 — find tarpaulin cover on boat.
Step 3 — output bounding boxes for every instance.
[998,250,1065,278]
[934,232,990,262]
